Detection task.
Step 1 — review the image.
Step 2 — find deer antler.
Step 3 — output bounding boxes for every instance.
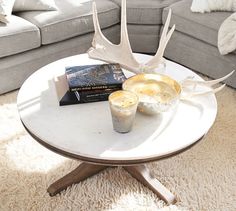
[87,0,175,74]
[88,0,234,96]
[145,9,175,70]
[180,70,235,99]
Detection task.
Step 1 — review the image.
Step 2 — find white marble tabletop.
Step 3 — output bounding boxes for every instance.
[17,53,217,165]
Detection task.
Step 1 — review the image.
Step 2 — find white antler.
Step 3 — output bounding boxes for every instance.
[88,0,234,97]
[87,0,174,74]
[145,9,175,70]
[181,70,235,87]
[180,70,235,99]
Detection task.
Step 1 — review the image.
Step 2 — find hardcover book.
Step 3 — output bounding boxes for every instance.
[59,88,120,106]
[54,73,121,106]
[65,63,126,91]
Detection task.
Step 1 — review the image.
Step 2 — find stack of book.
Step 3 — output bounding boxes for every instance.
[59,63,127,106]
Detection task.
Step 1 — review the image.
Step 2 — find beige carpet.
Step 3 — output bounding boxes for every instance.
[0,87,235,211]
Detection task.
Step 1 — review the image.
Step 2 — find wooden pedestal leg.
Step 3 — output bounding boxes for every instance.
[123,165,176,204]
[47,162,108,196]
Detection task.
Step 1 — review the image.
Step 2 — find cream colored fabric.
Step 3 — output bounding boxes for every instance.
[0,0,15,23]
[13,0,57,12]
[218,12,236,55]
[0,86,235,210]
[191,0,236,13]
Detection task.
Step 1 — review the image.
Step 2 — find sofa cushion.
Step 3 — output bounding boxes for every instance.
[128,24,161,53]
[112,0,180,25]
[16,0,120,45]
[162,0,232,47]
[13,0,57,12]
[0,15,40,58]
[164,30,236,88]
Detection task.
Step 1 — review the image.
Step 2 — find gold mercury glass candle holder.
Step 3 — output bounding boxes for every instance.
[122,73,182,115]
[109,90,139,133]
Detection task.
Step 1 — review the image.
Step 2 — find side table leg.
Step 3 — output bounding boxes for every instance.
[123,165,176,204]
[48,162,108,196]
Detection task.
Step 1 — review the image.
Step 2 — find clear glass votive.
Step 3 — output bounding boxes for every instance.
[109,90,139,133]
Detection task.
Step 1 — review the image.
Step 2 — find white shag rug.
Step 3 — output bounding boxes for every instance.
[0,87,235,211]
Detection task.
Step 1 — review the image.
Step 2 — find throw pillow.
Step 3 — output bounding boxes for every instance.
[13,0,57,12]
[0,0,15,23]
[191,0,236,13]
[218,12,236,55]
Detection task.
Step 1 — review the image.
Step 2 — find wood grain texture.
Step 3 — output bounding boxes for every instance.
[47,162,176,204]
[47,162,108,196]
[123,165,176,204]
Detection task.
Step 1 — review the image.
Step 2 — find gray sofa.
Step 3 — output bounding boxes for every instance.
[0,0,235,95]
[0,0,120,94]
[163,0,236,88]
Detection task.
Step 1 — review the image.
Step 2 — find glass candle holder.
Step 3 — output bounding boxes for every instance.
[109,90,139,133]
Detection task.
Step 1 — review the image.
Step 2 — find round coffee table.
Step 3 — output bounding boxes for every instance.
[17,53,217,204]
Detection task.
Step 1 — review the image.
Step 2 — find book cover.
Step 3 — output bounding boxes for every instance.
[65,63,126,91]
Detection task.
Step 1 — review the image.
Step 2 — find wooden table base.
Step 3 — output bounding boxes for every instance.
[47,162,176,204]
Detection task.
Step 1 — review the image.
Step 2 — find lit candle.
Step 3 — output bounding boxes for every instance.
[109,90,138,133]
